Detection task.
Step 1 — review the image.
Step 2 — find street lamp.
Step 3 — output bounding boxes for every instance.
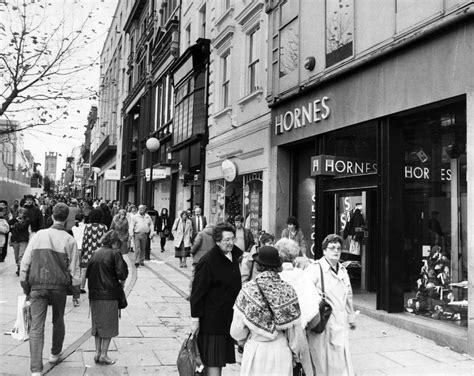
[145,137,160,208]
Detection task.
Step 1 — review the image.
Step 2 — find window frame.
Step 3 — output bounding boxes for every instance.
[221,52,231,109]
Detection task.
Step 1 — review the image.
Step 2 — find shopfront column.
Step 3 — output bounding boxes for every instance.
[466,91,474,355]
[377,118,404,312]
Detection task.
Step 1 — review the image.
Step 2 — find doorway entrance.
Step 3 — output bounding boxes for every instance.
[323,189,378,305]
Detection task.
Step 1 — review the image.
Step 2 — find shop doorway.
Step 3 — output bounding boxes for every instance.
[323,189,378,304]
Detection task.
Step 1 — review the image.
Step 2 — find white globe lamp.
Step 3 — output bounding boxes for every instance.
[146,137,160,152]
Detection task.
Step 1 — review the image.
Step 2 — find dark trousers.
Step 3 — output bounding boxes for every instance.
[145,237,151,260]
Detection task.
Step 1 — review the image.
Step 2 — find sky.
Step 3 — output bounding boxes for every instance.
[1,0,119,177]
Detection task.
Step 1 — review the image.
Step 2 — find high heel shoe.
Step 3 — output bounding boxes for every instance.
[99,356,116,365]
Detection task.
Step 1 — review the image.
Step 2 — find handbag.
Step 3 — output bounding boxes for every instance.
[311,262,333,334]
[118,286,128,309]
[177,332,204,376]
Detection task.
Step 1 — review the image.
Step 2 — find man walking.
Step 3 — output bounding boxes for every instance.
[191,206,207,243]
[129,204,154,267]
[234,214,255,253]
[23,194,43,237]
[20,203,81,376]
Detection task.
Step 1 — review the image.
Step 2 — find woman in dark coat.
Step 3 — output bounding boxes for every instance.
[87,230,129,365]
[155,208,170,252]
[190,222,242,376]
[99,203,113,229]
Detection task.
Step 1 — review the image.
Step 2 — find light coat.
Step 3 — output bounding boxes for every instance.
[171,217,193,248]
[304,257,355,376]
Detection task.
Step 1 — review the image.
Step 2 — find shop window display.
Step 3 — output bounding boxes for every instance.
[209,173,263,238]
[402,103,467,326]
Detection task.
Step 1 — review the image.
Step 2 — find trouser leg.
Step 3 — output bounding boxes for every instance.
[50,290,67,356]
[29,290,49,373]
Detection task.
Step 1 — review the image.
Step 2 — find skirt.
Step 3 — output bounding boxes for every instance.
[197,332,236,367]
[175,241,190,258]
[90,299,119,338]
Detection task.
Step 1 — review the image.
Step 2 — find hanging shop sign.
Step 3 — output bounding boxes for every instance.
[104,169,120,181]
[311,155,376,177]
[311,155,452,181]
[274,96,331,135]
[221,159,237,182]
[145,167,171,181]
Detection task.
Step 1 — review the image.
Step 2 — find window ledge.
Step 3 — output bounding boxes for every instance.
[213,106,232,119]
[215,7,234,28]
[236,89,263,109]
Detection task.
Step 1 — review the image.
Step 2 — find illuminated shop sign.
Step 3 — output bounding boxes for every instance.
[311,155,452,181]
[274,96,331,135]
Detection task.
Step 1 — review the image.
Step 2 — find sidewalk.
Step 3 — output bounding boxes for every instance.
[1,239,474,375]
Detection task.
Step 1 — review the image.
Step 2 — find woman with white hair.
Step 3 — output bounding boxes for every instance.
[275,238,320,330]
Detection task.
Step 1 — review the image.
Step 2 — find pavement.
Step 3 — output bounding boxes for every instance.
[0,238,473,375]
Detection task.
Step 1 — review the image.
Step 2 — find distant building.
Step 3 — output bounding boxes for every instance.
[44,152,58,182]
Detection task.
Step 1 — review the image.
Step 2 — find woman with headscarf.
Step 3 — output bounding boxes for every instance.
[87,230,128,365]
[110,209,129,254]
[230,246,313,376]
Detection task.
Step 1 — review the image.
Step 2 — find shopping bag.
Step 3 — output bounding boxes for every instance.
[177,332,204,375]
[11,295,31,341]
[349,238,361,255]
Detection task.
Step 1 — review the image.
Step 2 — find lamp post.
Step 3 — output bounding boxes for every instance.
[145,137,160,208]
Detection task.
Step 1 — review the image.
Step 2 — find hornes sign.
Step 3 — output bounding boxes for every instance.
[275,96,330,135]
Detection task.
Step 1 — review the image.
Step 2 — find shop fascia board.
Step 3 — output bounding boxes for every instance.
[268,4,474,108]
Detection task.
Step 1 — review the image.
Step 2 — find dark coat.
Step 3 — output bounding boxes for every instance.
[191,215,207,240]
[190,245,242,334]
[86,246,128,300]
[155,215,170,233]
[24,204,43,232]
[8,216,30,243]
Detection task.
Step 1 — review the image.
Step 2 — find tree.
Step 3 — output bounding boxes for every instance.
[0,0,101,135]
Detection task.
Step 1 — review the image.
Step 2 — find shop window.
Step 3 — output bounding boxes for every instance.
[401,103,467,326]
[209,172,263,238]
[326,0,354,67]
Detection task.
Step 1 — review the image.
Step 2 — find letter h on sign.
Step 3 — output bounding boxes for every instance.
[311,155,336,176]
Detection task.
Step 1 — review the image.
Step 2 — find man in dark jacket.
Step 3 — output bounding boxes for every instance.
[23,194,43,236]
[233,215,255,253]
[8,207,30,276]
[191,206,207,242]
[20,203,80,376]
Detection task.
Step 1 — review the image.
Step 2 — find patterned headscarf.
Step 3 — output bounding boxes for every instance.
[234,271,301,339]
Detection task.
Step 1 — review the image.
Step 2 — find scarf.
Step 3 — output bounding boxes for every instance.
[234,271,301,339]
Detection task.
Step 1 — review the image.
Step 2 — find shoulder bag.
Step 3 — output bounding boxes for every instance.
[311,262,333,333]
[118,285,128,309]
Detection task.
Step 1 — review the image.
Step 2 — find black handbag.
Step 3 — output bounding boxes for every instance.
[177,332,203,376]
[118,286,128,309]
[311,262,333,333]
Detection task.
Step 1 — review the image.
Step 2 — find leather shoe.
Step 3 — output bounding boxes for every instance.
[134,263,139,268]
[99,356,116,365]
[139,261,145,266]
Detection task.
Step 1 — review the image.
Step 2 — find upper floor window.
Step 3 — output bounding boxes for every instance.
[173,78,194,145]
[222,52,230,108]
[154,75,174,131]
[248,27,260,93]
[326,0,354,67]
[161,0,178,26]
[278,0,298,78]
[185,23,191,48]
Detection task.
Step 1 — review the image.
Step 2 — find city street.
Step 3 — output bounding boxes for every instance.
[0,240,473,375]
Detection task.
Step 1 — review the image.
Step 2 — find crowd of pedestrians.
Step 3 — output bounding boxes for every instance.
[3,191,357,375]
[189,219,357,376]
